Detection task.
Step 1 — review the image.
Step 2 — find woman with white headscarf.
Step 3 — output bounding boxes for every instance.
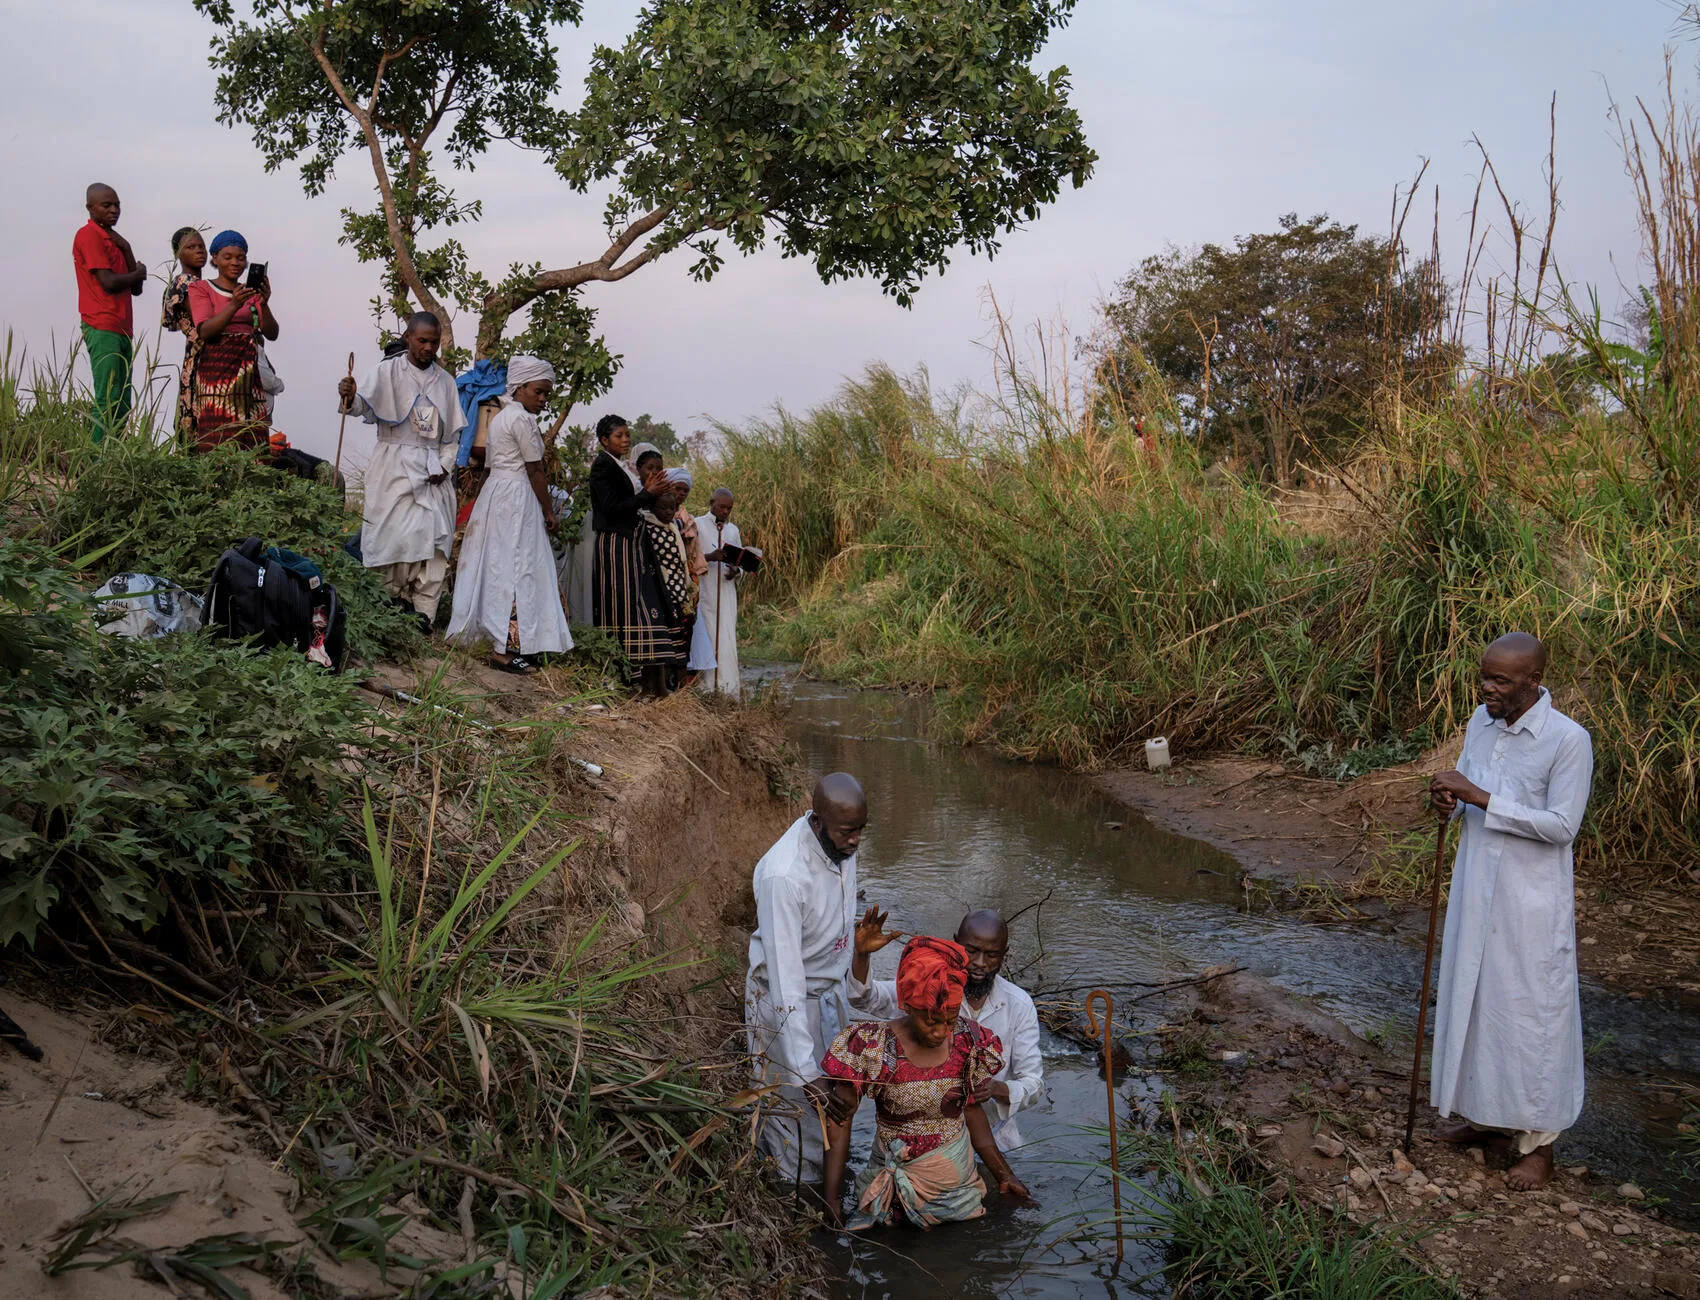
[446,356,573,673]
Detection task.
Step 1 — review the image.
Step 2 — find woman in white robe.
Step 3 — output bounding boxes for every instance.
[446,357,572,672]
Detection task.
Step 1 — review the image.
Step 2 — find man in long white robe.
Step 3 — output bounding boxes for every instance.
[689,489,742,697]
[746,773,866,1185]
[337,313,467,629]
[1429,632,1593,1190]
[849,908,1045,1149]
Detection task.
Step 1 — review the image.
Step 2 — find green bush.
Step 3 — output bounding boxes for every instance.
[0,537,371,955]
[52,441,420,662]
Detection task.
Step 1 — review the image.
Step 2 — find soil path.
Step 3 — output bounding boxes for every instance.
[1162,969,1700,1299]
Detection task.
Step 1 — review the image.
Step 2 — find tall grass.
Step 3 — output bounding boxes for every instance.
[1127,1131,1458,1299]
[721,353,1698,877]
[711,68,1700,883]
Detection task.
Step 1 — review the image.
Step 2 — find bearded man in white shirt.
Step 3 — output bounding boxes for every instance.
[848,907,1045,1149]
[745,773,867,1183]
[1428,631,1593,1191]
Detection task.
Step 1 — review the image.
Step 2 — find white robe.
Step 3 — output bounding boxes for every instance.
[350,356,466,569]
[689,514,741,694]
[745,813,858,1181]
[1431,688,1593,1136]
[446,402,572,656]
[848,970,1045,1149]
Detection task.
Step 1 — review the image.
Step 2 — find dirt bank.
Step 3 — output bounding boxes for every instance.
[1159,969,1700,1299]
[2,660,817,1299]
[1095,753,1700,997]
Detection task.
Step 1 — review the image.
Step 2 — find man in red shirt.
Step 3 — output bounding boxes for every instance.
[72,183,146,441]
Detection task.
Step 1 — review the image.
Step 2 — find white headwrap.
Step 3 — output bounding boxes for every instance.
[630,441,661,465]
[505,354,556,395]
[664,467,693,490]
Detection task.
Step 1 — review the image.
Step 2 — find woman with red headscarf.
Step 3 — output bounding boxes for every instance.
[820,935,1033,1230]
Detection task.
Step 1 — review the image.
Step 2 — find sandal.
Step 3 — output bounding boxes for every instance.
[488,655,539,675]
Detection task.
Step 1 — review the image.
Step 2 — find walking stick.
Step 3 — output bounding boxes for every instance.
[713,521,725,697]
[333,351,355,475]
[1084,989,1124,1264]
[1403,817,1450,1154]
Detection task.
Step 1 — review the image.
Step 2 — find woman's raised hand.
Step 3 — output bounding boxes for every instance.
[854,906,904,956]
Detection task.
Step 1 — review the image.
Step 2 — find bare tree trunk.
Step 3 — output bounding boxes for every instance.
[303,31,455,352]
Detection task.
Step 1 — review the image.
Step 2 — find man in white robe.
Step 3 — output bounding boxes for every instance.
[337,312,467,631]
[1429,631,1593,1190]
[746,773,866,1185]
[848,907,1045,1149]
[688,488,742,697]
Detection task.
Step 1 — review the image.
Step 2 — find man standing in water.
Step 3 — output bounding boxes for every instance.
[849,907,1045,1148]
[688,488,743,697]
[1428,632,1593,1190]
[746,773,867,1184]
[337,313,466,633]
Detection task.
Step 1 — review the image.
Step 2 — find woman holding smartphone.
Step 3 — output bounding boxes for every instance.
[186,229,279,452]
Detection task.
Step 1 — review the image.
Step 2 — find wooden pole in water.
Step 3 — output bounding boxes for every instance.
[333,351,355,475]
[1403,818,1449,1154]
[1085,989,1123,1264]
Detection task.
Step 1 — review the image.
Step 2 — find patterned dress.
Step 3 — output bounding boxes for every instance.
[822,1020,1004,1229]
[186,279,267,452]
[640,515,692,667]
[160,271,202,446]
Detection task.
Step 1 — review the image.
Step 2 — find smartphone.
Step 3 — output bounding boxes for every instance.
[245,261,268,289]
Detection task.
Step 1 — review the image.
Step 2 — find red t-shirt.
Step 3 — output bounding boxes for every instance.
[72,220,133,336]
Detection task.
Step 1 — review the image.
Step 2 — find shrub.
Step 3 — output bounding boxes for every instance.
[0,537,371,956]
[52,441,420,662]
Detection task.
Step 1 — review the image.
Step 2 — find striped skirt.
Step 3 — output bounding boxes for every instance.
[593,530,683,667]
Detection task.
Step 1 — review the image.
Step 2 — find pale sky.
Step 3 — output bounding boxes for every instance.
[0,0,1682,463]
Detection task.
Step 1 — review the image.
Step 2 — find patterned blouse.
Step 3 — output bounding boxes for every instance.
[642,516,692,623]
[822,1020,1004,1158]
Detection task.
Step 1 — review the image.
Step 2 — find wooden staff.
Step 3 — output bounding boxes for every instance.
[713,520,726,698]
[1403,818,1450,1153]
[1084,988,1123,1264]
[332,351,355,474]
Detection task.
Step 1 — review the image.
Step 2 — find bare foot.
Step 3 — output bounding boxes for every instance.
[1433,1120,1496,1145]
[1505,1144,1554,1190]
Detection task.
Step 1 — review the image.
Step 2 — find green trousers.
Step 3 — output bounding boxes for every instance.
[81,325,133,442]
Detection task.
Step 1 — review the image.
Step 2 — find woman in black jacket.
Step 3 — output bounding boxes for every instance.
[589,413,672,693]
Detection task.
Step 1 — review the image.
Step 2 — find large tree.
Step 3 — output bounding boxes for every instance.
[1099,214,1453,485]
[194,0,1095,392]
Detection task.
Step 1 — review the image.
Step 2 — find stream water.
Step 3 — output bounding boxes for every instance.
[753,669,1700,1298]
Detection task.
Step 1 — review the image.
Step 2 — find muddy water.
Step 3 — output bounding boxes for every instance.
[756,671,1700,1297]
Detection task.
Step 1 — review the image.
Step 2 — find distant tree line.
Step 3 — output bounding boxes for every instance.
[1093,213,1458,485]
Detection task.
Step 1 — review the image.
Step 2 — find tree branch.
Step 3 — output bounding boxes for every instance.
[474,203,705,358]
[301,20,453,348]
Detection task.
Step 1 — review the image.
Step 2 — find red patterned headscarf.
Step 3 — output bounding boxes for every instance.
[896,936,969,1016]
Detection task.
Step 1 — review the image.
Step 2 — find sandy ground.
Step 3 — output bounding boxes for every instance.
[1157,970,1700,1299]
[0,992,405,1299]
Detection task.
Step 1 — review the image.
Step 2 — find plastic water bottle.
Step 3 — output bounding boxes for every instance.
[1145,737,1172,771]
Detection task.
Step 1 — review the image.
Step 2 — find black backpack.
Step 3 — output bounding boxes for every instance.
[204,536,347,672]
